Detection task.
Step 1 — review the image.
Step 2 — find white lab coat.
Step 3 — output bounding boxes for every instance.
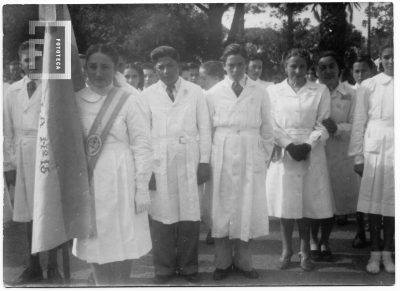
[141,78,212,224]
[325,81,360,215]
[206,77,274,241]
[266,79,335,219]
[72,85,153,264]
[3,76,41,222]
[348,73,394,216]
[256,78,274,90]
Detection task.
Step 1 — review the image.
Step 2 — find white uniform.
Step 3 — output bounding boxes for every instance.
[72,84,153,264]
[325,81,360,215]
[141,78,212,224]
[256,78,274,90]
[207,76,274,241]
[3,76,42,222]
[266,79,335,219]
[348,73,394,216]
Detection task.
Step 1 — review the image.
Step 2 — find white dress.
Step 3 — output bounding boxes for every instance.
[348,73,394,216]
[206,77,274,241]
[325,81,360,215]
[72,84,153,264]
[266,79,335,219]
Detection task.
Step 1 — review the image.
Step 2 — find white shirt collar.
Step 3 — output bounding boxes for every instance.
[160,76,181,92]
[81,83,114,103]
[226,75,247,88]
[375,72,393,84]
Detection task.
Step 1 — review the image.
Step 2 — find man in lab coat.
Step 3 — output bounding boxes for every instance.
[142,46,212,284]
[3,41,62,285]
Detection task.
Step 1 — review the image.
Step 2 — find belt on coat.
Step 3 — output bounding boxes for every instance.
[215,127,259,137]
[367,119,394,127]
[153,135,197,145]
[285,128,314,135]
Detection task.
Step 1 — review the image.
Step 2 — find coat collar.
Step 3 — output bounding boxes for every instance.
[15,76,42,111]
[156,77,189,105]
[221,76,256,101]
[275,78,317,97]
[375,72,393,84]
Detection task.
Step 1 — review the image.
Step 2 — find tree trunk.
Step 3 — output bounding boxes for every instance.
[225,3,245,47]
[286,4,294,50]
[206,4,226,60]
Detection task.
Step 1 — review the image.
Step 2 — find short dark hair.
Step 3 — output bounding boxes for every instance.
[220,43,248,64]
[282,48,312,70]
[188,62,199,70]
[150,46,180,63]
[314,50,344,72]
[179,63,189,75]
[200,61,225,81]
[351,55,375,70]
[142,62,155,72]
[18,40,43,56]
[379,38,394,57]
[125,63,144,90]
[9,61,20,67]
[248,53,263,64]
[85,43,119,69]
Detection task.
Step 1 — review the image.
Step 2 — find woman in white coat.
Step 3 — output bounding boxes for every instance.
[310,51,359,262]
[266,48,333,271]
[349,39,394,275]
[348,55,375,249]
[72,44,153,285]
[207,44,274,281]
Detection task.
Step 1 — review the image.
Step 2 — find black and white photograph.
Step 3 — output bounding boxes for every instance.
[2,1,395,287]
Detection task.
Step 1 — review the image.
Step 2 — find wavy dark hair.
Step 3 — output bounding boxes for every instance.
[125,63,144,90]
[281,48,313,71]
[314,51,344,73]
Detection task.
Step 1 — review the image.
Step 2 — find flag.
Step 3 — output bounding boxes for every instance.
[32,4,96,253]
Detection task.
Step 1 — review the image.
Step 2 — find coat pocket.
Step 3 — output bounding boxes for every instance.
[364,137,382,155]
[253,141,266,173]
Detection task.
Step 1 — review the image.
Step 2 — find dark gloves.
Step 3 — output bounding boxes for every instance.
[4,170,16,189]
[322,118,338,134]
[197,163,211,185]
[354,163,364,177]
[149,172,157,191]
[286,143,311,162]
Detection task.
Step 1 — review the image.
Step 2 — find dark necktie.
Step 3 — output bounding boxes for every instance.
[232,81,243,97]
[166,85,175,102]
[27,81,37,99]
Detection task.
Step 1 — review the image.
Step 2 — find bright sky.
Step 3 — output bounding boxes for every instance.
[222,2,379,37]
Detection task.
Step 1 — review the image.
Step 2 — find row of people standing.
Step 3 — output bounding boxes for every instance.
[3,39,393,286]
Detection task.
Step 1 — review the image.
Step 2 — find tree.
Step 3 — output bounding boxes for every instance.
[225,3,245,47]
[269,3,309,50]
[311,3,361,59]
[195,4,234,60]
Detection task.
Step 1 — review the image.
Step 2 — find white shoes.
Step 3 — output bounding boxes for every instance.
[366,251,395,274]
[382,251,395,273]
[366,251,381,274]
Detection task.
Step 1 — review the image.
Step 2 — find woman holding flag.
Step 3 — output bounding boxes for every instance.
[72,44,153,286]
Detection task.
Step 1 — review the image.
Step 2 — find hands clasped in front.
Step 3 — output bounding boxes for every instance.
[286,143,312,162]
[322,118,338,134]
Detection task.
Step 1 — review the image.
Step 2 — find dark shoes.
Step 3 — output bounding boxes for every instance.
[212,266,232,281]
[336,215,348,226]
[352,232,367,249]
[321,250,333,262]
[206,230,215,245]
[310,249,322,262]
[183,272,200,283]
[299,253,314,272]
[47,267,63,285]
[232,265,259,279]
[153,274,174,284]
[277,251,293,269]
[14,267,44,285]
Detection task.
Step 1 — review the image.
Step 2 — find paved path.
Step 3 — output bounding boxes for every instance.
[3,217,395,287]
